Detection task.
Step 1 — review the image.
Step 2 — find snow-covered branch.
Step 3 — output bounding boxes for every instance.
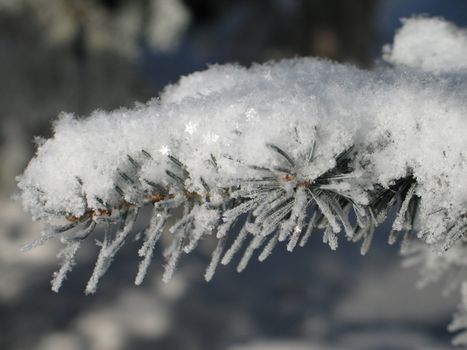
[16,16,467,345]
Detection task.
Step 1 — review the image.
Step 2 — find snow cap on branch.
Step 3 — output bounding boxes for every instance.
[15,17,467,302]
[383,16,467,73]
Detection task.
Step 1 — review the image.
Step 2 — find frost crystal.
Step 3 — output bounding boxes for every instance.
[16,15,467,346]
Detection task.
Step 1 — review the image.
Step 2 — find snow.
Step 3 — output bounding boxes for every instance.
[15,17,467,340]
[18,36,467,245]
[383,16,467,72]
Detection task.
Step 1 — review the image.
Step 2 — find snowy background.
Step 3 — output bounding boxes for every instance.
[1,1,467,349]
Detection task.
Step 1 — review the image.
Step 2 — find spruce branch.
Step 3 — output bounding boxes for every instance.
[20,138,431,293]
[15,16,467,347]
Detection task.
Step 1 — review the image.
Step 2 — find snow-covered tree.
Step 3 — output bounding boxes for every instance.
[17,16,467,346]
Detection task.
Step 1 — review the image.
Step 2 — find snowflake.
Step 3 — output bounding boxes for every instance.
[184,121,197,135]
[203,132,219,144]
[245,108,258,121]
[159,145,170,155]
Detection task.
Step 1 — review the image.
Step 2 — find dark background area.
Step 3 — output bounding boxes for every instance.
[1,1,467,349]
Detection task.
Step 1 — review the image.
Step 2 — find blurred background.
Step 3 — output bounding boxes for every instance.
[1,1,467,349]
